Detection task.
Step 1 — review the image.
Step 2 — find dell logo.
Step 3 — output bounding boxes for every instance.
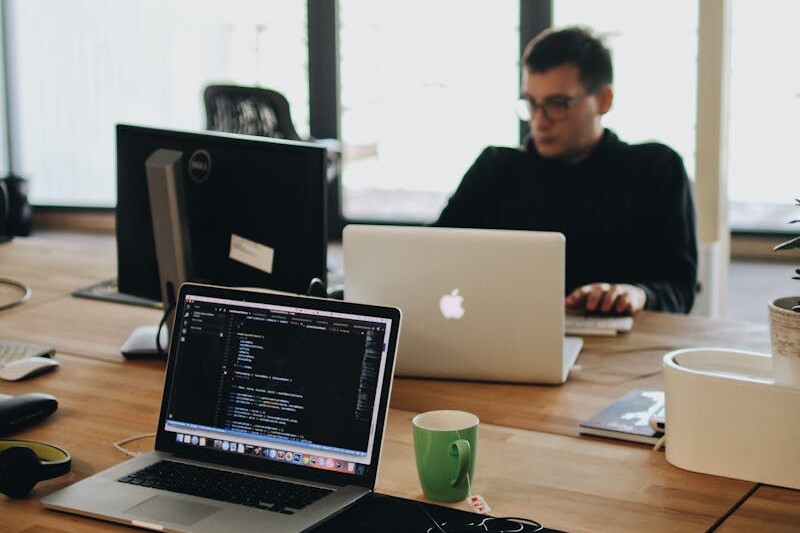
[188,149,212,183]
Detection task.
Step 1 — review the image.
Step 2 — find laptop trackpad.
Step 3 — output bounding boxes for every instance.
[125,495,221,526]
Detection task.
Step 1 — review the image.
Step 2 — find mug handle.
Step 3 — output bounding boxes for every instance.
[449,439,471,487]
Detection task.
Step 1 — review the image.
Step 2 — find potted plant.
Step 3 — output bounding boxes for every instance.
[769,198,800,386]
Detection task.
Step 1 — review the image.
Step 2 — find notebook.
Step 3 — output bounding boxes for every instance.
[343,225,582,385]
[42,282,401,533]
[578,389,665,445]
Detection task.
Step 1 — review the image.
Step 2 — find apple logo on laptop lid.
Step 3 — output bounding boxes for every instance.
[439,289,465,319]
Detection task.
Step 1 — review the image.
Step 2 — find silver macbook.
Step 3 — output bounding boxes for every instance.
[343,225,582,385]
[43,282,401,533]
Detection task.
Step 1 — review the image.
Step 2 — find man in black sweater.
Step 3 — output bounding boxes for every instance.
[435,27,697,315]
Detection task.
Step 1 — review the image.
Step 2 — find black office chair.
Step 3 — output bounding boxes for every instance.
[203,85,303,140]
[203,84,340,177]
[202,84,343,235]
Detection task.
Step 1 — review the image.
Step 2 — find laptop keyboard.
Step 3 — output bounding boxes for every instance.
[118,460,332,514]
[564,314,634,337]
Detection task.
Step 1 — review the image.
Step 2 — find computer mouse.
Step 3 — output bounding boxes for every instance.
[0,356,60,381]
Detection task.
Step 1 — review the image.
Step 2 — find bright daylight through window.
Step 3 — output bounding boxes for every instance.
[338,1,520,222]
[5,1,796,230]
[553,0,698,181]
[7,0,308,207]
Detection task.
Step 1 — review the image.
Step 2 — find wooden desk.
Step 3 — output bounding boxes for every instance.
[719,486,800,532]
[392,311,771,436]
[1,233,773,435]
[0,355,757,533]
[0,231,161,360]
[1,231,797,531]
[0,294,161,361]
[0,231,117,303]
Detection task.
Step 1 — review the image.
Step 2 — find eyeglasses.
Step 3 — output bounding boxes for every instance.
[515,87,600,122]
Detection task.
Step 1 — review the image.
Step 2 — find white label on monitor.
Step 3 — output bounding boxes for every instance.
[229,234,274,274]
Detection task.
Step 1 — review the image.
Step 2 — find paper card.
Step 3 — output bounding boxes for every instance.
[229,234,274,274]
[468,494,492,515]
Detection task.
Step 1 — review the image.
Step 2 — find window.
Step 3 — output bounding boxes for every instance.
[7,0,307,207]
[728,0,800,228]
[553,1,699,179]
[338,1,520,223]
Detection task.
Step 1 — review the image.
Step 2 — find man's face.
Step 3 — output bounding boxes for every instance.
[521,63,611,164]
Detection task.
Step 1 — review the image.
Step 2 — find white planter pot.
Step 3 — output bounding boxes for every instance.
[769,296,800,387]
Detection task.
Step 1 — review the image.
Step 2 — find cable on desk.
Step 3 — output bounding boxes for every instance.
[568,364,662,384]
[0,277,31,311]
[588,345,683,355]
[155,305,172,362]
[420,509,544,532]
[114,432,156,457]
[368,492,544,532]
[155,283,178,361]
[388,496,544,532]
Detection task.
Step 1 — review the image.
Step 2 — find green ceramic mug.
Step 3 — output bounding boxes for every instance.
[412,410,479,502]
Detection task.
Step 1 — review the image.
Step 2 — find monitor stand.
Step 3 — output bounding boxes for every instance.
[120,148,191,359]
[72,278,161,309]
[120,325,169,359]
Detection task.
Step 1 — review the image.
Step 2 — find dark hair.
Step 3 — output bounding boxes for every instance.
[522,26,613,90]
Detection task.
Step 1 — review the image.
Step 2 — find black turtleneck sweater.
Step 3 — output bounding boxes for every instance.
[435,129,698,313]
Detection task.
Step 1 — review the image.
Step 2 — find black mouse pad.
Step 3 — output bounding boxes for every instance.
[309,492,563,533]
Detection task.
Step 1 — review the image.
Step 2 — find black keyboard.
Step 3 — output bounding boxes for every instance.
[118,460,331,514]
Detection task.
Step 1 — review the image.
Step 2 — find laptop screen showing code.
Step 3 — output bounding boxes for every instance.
[163,293,392,477]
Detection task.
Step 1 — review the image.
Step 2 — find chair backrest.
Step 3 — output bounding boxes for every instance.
[203,85,302,141]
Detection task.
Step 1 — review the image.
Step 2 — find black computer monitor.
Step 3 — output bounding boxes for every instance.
[116,124,327,301]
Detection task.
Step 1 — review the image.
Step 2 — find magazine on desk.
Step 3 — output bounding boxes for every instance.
[579,389,665,445]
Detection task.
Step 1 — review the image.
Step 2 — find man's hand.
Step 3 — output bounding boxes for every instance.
[565,283,647,315]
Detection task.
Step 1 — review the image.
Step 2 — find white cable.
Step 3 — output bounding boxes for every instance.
[0,277,31,310]
[113,432,156,457]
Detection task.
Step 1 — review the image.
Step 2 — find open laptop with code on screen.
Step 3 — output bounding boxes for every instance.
[343,225,582,385]
[43,282,401,533]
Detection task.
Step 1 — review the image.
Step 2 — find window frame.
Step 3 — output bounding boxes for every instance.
[317,1,549,238]
[8,1,773,242]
